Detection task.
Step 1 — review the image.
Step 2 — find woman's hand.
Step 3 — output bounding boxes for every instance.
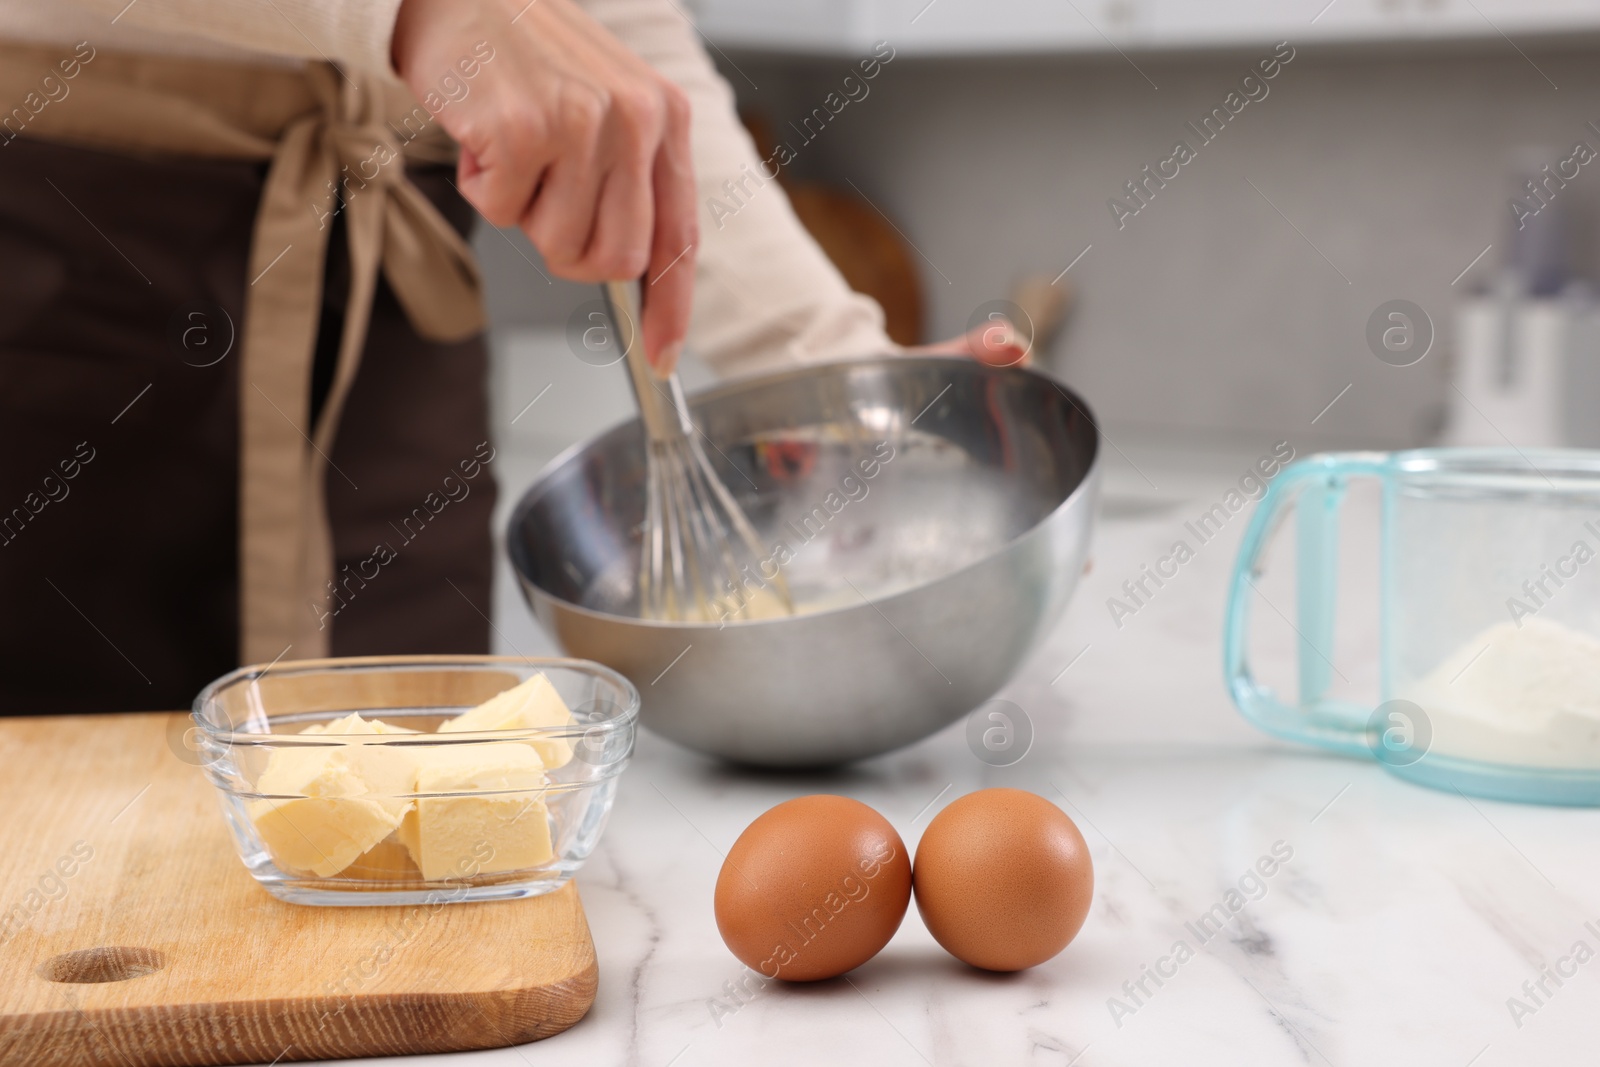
[392,0,697,374]
[907,316,1031,367]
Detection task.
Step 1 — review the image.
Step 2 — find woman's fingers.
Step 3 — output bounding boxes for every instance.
[392,0,700,358]
[521,86,608,272]
[639,83,697,374]
[907,318,1032,367]
[451,92,553,229]
[968,316,1031,367]
[562,82,664,282]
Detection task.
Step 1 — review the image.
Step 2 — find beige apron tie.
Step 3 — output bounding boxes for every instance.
[0,43,486,664]
[241,65,483,663]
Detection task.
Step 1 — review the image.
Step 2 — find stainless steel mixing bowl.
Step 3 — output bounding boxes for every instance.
[508,356,1100,766]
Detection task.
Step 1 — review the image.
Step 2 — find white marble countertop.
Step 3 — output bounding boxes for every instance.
[305,412,1600,1067]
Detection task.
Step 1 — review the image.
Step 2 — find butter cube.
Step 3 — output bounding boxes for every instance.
[438,674,576,769]
[249,713,417,878]
[397,743,553,881]
[251,795,403,878]
[295,713,419,808]
[250,747,403,878]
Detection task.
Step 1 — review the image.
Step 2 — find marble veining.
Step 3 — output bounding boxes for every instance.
[313,483,1600,1067]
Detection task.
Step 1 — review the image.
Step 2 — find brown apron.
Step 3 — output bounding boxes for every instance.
[0,43,498,714]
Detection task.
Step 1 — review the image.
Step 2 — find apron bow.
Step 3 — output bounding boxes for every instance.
[240,64,485,662]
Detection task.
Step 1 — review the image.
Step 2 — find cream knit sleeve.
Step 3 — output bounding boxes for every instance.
[579,0,897,377]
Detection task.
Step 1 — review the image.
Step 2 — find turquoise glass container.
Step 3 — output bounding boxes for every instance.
[1225,449,1600,806]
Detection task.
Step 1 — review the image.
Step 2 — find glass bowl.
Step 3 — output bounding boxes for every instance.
[192,656,638,906]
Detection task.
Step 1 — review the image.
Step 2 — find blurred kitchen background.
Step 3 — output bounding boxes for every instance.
[478,0,1600,652]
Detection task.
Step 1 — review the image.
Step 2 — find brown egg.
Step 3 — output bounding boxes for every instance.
[715,795,911,981]
[913,788,1093,972]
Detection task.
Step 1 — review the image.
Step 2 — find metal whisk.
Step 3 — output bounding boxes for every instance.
[603,281,793,623]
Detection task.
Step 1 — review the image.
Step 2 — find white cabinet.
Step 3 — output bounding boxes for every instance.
[1302,0,1600,41]
[684,0,1600,56]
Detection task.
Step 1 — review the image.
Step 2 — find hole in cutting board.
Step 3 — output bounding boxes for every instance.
[37,946,166,984]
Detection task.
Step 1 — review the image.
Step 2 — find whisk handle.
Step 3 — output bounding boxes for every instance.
[603,280,690,444]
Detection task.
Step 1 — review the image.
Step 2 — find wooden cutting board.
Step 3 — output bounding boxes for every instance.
[0,713,598,1066]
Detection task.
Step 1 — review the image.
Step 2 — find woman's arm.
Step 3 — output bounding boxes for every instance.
[575,0,1028,373]
[391,0,698,370]
[53,0,999,373]
[576,0,898,377]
